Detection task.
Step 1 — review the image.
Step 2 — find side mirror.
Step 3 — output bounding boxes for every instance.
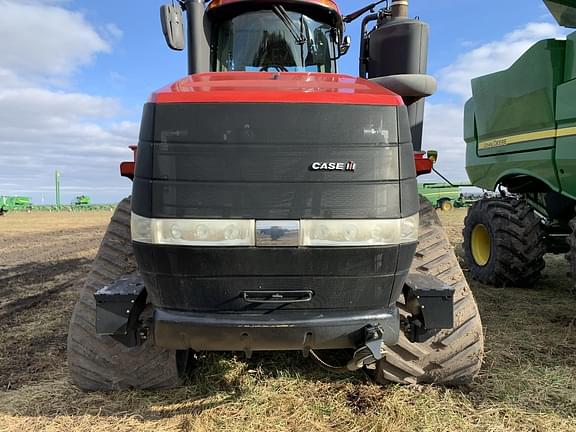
[160,4,185,51]
[340,35,351,56]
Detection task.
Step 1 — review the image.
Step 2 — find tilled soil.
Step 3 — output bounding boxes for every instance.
[0,212,110,390]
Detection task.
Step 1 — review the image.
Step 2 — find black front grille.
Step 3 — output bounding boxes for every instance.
[132,102,418,219]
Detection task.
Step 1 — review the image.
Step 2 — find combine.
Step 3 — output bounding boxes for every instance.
[0,196,32,214]
[72,195,91,207]
[463,0,576,290]
[67,0,483,390]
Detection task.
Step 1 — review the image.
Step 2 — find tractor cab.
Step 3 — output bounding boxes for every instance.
[207,0,344,73]
[161,0,350,75]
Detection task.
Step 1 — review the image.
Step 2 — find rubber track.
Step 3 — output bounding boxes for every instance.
[67,198,183,391]
[374,198,484,385]
[463,198,546,287]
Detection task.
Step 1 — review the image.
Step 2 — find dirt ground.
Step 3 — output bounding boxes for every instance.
[0,209,575,432]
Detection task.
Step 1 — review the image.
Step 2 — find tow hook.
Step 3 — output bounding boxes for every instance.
[309,324,386,373]
[346,324,385,371]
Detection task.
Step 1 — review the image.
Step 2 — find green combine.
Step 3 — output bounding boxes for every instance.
[418,183,461,211]
[72,195,91,207]
[463,0,576,289]
[0,196,32,214]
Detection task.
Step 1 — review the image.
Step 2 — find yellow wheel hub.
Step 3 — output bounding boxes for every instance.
[471,224,491,267]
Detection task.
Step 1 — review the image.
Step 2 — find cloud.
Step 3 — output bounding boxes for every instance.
[438,22,567,100]
[103,23,124,41]
[0,0,111,80]
[0,87,135,198]
[0,0,132,204]
[422,103,468,181]
[423,21,567,183]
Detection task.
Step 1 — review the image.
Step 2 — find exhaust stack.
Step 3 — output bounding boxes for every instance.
[364,0,433,152]
[391,0,408,18]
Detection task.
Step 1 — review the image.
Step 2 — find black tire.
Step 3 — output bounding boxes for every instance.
[462,198,546,288]
[569,216,576,295]
[67,198,190,391]
[373,198,484,385]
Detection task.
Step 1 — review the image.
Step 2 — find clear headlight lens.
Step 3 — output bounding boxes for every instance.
[131,213,419,247]
[300,214,419,247]
[131,213,255,246]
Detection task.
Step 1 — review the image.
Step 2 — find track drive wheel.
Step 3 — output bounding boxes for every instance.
[462,198,546,288]
[372,198,484,385]
[67,197,191,391]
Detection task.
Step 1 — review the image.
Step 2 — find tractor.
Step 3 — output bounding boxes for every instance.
[463,0,576,290]
[67,0,483,390]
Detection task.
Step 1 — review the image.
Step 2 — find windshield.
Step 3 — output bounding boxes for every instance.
[212,11,338,73]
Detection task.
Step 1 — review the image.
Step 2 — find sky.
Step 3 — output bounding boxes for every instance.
[0,0,569,204]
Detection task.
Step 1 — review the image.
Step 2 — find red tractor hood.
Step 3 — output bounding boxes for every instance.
[150,72,404,106]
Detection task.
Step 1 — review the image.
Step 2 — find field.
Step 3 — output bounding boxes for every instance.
[0,209,575,432]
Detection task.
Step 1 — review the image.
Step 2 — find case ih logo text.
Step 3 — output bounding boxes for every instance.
[311,161,356,172]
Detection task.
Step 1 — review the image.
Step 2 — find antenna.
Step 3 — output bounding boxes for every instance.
[343,0,387,23]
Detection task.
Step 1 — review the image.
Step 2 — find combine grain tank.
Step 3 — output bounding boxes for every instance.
[463,0,576,290]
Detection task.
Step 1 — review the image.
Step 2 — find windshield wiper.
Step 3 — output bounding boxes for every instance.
[272,6,306,45]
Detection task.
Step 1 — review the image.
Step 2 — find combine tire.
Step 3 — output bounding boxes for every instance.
[67,198,191,391]
[462,198,546,287]
[372,198,484,385]
[439,199,453,212]
[569,216,576,294]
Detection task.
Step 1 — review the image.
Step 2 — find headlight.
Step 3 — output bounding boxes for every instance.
[131,213,419,247]
[300,214,419,247]
[131,213,255,246]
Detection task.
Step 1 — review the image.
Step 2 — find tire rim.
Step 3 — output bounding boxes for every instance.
[471,224,491,266]
[441,201,452,211]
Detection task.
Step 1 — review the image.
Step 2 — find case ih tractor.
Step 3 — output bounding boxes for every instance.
[463,0,576,290]
[67,0,483,390]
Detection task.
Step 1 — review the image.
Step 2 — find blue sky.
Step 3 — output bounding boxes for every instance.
[0,0,567,204]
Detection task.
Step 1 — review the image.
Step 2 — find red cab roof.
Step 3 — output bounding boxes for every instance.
[151,72,404,106]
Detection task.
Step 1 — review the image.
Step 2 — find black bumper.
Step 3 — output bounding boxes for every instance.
[154,307,399,352]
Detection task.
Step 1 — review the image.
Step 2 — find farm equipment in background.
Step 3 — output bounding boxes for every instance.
[454,192,485,209]
[419,183,461,211]
[463,0,576,289]
[0,196,32,214]
[72,195,91,207]
[67,0,483,391]
[418,149,478,210]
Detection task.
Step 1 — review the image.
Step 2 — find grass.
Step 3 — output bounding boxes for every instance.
[0,209,575,431]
